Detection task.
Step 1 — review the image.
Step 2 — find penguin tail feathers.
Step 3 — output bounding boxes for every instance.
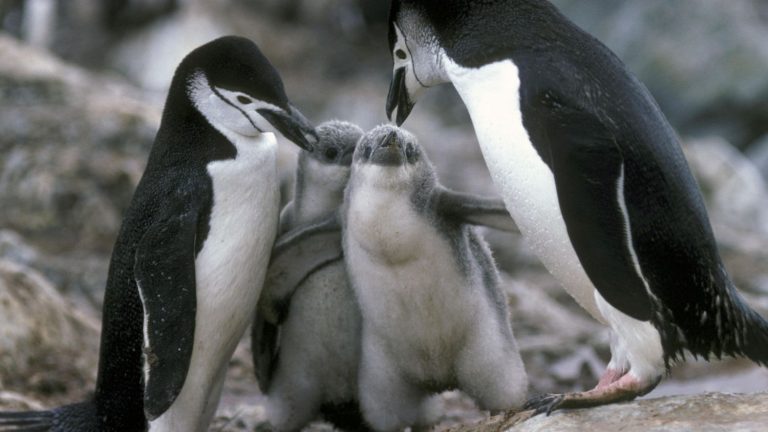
[0,402,96,432]
[0,410,53,431]
[740,305,768,367]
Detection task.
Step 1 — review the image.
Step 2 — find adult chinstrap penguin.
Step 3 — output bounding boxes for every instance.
[251,120,368,432]
[287,125,525,431]
[385,0,768,414]
[0,36,317,432]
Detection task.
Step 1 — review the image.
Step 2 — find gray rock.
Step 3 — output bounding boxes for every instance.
[0,260,99,403]
[683,137,768,235]
[454,392,768,432]
[747,134,768,182]
[0,33,158,281]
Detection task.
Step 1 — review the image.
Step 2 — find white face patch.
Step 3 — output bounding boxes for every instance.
[391,23,448,104]
[188,71,283,138]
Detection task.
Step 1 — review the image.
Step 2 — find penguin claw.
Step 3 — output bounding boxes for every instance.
[523,393,566,416]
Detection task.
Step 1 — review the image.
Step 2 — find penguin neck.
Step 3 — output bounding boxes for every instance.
[150,95,238,169]
[428,0,569,68]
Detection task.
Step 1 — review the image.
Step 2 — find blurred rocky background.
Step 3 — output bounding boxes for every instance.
[1,0,767,430]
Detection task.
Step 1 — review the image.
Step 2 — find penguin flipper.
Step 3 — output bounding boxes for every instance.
[253,213,342,391]
[259,213,343,324]
[436,189,519,233]
[134,209,199,420]
[540,97,653,321]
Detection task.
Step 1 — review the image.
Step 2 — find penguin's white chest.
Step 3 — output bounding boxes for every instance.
[445,58,603,320]
[149,133,279,432]
[195,134,279,340]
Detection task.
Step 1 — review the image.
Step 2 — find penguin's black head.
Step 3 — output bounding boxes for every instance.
[386,1,448,126]
[179,36,317,151]
[308,120,364,167]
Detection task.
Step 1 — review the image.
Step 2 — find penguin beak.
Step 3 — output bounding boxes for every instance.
[386,67,414,126]
[369,130,404,165]
[257,106,318,152]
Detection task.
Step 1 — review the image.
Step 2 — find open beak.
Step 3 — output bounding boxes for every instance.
[369,130,404,165]
[386,67,414,126]
[258,105,318,152]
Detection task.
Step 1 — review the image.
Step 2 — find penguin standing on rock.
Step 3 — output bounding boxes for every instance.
[385,0,768,414]
[0,36,317,432]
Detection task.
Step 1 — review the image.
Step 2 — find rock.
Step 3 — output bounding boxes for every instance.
[0,260,99,404]
[551,0,768,149]
[0,33,159,259]
[683,137,768,235]
[450,392,768,432]
[0,34,160,304]
[747,133,768,182]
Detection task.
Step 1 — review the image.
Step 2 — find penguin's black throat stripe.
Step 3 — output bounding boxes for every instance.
[210,85,264,133]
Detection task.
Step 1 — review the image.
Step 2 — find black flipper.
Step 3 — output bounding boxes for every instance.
[537,94,653,321]
[134,209,199,420]
[436,188,519,233]
[252,214,342,392]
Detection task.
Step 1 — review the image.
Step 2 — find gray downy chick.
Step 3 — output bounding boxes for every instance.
[252,120,365,432]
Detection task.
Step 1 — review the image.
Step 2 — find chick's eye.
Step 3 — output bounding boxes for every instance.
[395,49,407,60]
[237,95,253,104]
[325,147,338,160]
[406,144,415,158]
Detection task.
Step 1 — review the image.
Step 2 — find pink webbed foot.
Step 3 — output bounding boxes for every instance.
[524,372,661,416]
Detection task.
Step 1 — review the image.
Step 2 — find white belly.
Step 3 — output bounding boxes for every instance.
[445,57,604,322]
[150,133,280,432]
[344,182,483,379]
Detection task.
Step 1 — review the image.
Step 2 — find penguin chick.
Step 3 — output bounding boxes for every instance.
[342,125,526,431]
[251,120,367,432]
[320,125,528,430]
[0,36,317,432]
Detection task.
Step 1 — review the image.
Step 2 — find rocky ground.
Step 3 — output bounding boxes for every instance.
[2,0,768,430]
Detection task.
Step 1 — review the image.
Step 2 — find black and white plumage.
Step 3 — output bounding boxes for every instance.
[0,36,316,432]
[385,0,768,414]
[296,124,524,431]
[251,120,367,432]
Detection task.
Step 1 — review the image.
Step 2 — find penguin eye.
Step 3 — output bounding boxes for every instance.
[395,49,407,60]
[325,147,339,160]
[406,144,416,161]
[237,95,253,105]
